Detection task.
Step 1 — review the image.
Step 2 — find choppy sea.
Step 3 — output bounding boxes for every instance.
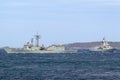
[1,49,120,80]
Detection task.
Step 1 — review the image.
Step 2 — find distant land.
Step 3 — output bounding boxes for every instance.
[1,42,120,50]
[64,42,120,50]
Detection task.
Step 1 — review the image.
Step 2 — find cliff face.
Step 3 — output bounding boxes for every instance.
[64,42,120,49]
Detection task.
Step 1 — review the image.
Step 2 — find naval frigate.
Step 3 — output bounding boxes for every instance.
[89,37,116,52]
[4,33,77,53]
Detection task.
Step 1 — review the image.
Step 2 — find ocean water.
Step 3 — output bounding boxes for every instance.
[1,49,120,80]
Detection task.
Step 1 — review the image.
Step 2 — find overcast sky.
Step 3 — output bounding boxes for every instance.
[0,0,120,47]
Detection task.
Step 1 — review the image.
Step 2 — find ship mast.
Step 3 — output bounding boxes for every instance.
[35,33,40,47]
[31,38,34,46]
[102,37,108,46]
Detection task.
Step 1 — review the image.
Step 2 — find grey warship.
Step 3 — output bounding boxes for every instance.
[89,37,116,52]
[4,33,77,53]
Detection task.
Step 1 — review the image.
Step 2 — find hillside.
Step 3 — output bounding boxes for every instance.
[64,42,120,49]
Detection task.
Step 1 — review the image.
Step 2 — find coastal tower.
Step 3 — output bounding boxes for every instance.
[35,33,40,47]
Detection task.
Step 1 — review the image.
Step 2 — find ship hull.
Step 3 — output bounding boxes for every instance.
[4,48,77,54]
[89,48,116,52]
